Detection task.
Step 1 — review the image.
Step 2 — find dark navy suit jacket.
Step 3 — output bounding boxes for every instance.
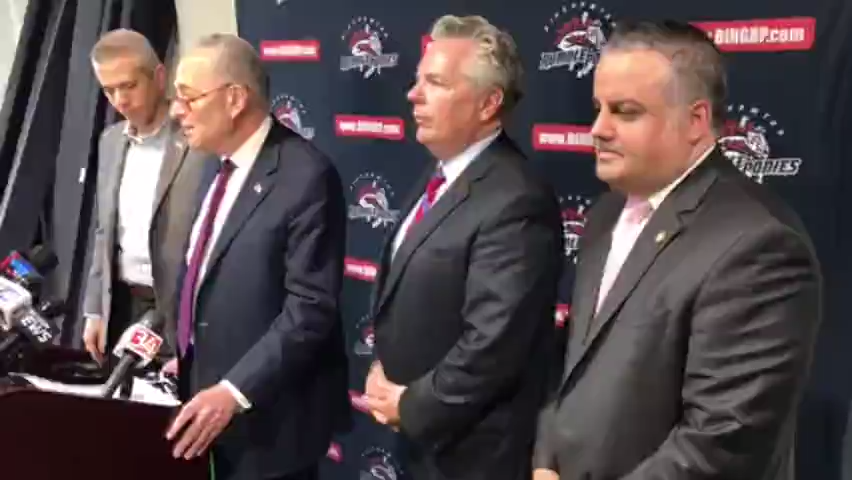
[176,120,350,480]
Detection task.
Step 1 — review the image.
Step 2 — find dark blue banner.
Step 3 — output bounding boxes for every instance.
[235,1,851,478]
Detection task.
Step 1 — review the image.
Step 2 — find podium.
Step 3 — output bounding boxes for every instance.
[0,346,209,480]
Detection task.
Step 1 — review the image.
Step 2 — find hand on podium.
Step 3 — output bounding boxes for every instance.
[165,384,238,459]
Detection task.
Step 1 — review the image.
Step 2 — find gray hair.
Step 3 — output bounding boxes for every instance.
[90,29,161,72]
[602,20,728,134]
[192,33,269,103]
[429,15,524,115]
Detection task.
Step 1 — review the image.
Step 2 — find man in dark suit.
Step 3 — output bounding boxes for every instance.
[83,29,183,365]
[163,34,349,480]
[364,15,564,480]
[533,20,822,480]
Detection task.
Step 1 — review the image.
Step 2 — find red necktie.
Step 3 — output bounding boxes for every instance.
[411,167,446,226]
[177,159,236,356]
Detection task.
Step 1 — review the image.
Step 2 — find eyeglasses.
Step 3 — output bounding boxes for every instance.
[172,83,233,112]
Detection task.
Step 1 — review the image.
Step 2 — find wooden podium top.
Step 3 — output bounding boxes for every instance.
[0,347,209,480]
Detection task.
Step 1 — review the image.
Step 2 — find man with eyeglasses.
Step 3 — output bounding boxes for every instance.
[82,29,184,370]
[162,34,349,480]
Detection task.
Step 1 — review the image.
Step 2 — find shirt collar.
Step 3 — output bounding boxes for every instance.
[439,129,501,184]
[225,116,273,170]
[646,144,715,210]
[123,115,170,145]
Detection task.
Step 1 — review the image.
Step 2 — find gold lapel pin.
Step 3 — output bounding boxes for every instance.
[655,231,667,244]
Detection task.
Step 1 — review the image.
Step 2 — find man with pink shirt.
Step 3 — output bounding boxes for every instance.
[533,20,822,480]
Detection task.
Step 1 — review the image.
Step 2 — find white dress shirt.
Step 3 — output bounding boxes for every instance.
[391,129,501,258]
[184,116,272,410]
[116,121,169,286]
[84,121,168,331]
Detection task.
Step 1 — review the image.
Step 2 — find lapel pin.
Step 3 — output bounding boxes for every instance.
[655,231,667,245]
[253,183,263,194]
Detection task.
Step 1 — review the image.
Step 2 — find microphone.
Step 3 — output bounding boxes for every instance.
[0,277,59,357]
[0,246,59,299]
[101,315,164,398]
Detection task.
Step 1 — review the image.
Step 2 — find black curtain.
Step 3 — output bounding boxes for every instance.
[804,0,852,478]
[0,0,177,346]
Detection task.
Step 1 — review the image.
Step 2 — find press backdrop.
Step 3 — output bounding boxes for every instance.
[235,0,851,478]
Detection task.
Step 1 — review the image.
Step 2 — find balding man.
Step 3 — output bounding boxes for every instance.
[163,34,349,480]
[83,29,181,366]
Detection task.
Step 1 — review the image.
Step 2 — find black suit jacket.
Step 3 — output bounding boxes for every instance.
[372,133,564,480]
[534,150,822,479]
[177,121,350,480]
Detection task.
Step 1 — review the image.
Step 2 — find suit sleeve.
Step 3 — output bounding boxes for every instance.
[621,224,821,479]
[224,156,346,406]
[533,198,607,472]
[532,402,559,471]
[397,191,563,448]
[81,127,113,319]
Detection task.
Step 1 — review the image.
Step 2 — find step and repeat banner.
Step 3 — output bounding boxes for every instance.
[235,1,832,478]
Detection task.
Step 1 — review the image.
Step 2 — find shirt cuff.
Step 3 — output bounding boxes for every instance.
[220,379,252,411]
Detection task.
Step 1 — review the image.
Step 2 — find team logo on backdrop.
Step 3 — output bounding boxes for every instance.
[561,195,593,263]
[360,447,402,480]
[340,17,399,79]
[718,104,802,183]
[271,94,315,139]
[539,2,615,78]
[352,315,375,357]
[348,172,400,229]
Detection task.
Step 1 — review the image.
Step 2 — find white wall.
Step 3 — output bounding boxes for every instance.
[0,0,29,102]
[0,0,239,107]
[175,0,239,56]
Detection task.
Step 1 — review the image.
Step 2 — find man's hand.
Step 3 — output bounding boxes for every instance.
[365,362,387,399]
[165,384,239,459]
[161,357,178,376]
[533,468,559,480]
[364,362,406,427]
[82,317,107,364]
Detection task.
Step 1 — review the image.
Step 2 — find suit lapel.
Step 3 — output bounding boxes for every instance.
[561,152,723,388]
[374,176,471,312]
[151,122,187,218]
[200,125,282,284]
[571,202,618,346]
[374,136,510,316]
[105,126,130,233]
[370,168,432,315]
